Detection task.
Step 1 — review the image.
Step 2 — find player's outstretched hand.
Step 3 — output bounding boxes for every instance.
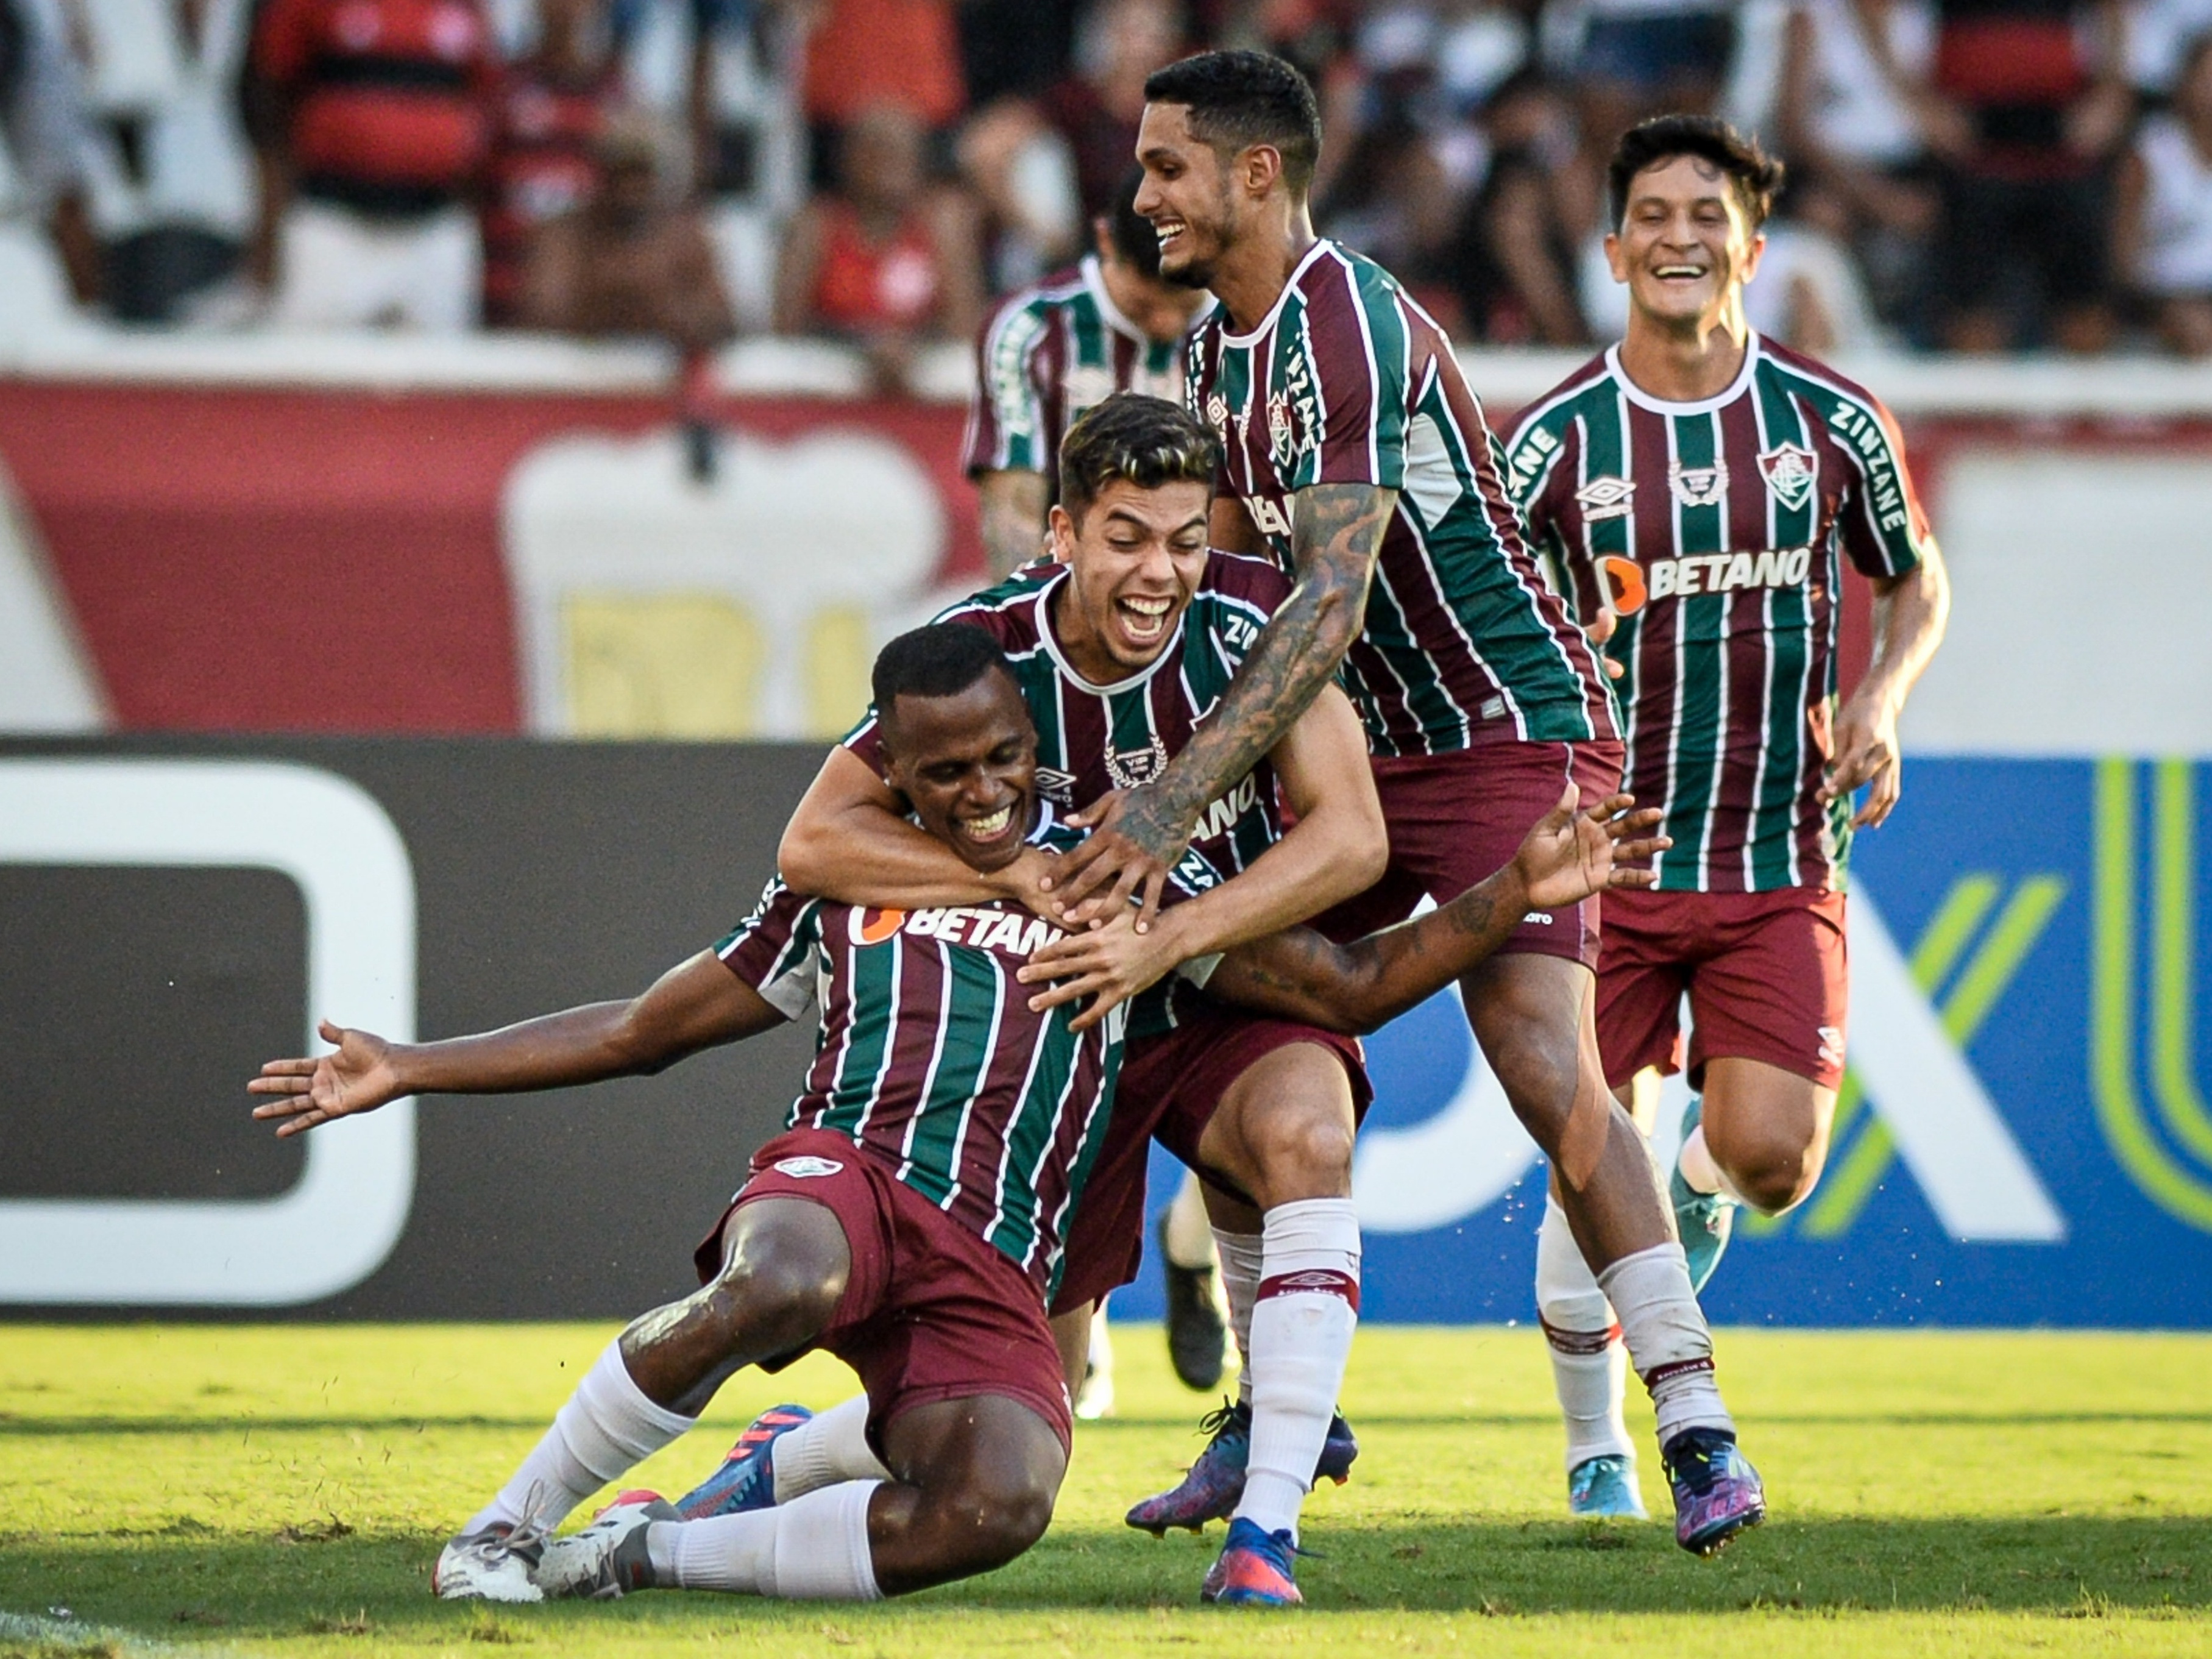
[1513,785,1671,911]
[1017,912,1183,1032]
[1585,604,1626,681]
[248,1019,404,1138]
[1041,786,1183,933]
[1822,689,1902,828]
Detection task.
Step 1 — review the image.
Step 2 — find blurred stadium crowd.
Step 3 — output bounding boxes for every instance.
[7,0,2212,366]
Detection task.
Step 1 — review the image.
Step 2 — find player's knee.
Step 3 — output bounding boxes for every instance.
[1253,1103,1355,1203]
[1721,1136,1823,1215]
[708,1251,843,1347]
[931,1468,1056,1574]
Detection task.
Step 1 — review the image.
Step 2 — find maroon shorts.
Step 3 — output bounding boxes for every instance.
[1314,739,1626,968]
[1049,1001,1371,1316]
[1597,884,1849,1093]
[693,1128,1071,1456]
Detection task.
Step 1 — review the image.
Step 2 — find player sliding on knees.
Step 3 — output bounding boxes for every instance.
[1503,116,1948,1518]
[247,625,1662,1610]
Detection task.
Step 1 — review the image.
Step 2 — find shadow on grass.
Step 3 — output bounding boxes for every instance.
[2,1517,2205,1638]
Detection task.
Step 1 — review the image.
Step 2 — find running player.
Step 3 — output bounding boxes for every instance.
[970,167,1206,579]
[1043,51,1762,1552]
[964,168,1224,1405]
[1504,115,1949,1516]
[249,623,1659,1608]
[778,394,1386,1603]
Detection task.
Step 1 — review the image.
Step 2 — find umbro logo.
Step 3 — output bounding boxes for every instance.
[1575,475,1634,521]
[1033,766,1076,804]
[771,1156,844,1179]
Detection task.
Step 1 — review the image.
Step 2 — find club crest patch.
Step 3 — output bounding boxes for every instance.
[1669,458,1729,508]
[771,1156,843,1179]
[1758,443,1819,512]
[1105,735,1169,790]
[1574,475,1635,521]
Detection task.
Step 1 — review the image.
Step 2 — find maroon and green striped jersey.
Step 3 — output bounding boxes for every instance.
[845,550,1293,1036]
[963,255,1186,497]
[715,807,1122,1301]
[1504,336,1933,893]
[1187,238,1613,757]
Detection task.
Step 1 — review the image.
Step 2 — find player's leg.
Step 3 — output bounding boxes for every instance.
[433,1195,851,1600]
[1160,1168,1230,1391]
[1078,1298,1117,1419]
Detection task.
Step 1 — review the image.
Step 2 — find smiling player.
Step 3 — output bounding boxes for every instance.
[1504,116,1951,1517]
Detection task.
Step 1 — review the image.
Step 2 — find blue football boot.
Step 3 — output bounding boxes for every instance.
[673,1403,812,1519]
[1567,1452,1648,1518]
[1670,1095,1735,1293]
[1126,1400,1358,1534]
[1201,1517,1303,1606]
[1663,1426,1765,1555]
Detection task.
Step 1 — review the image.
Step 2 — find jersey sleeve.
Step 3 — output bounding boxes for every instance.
[1502,408,1593,616]
[1290,261,1410,493]
[1831,390,1932,579]
[714,876,823,1021]
[965,298,1051,478]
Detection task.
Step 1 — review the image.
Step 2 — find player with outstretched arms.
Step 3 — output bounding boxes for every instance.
[965,169,1226,1410]
[1503,115,1949,1516]
[248,624,1663,1607]
[1040,50,1764,1553]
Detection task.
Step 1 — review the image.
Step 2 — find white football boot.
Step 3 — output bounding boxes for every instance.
[432,1517,550,1602]
[535,1493,679,1600]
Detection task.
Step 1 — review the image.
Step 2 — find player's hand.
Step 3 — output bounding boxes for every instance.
[1017,911,1185,1032]
[248,1020,405,1138]
[1585,605,1625,681]
[991,845,1060,920]
[1040,786,1187,933]
[1823,690,1902,828]
[1512,786,1670,909]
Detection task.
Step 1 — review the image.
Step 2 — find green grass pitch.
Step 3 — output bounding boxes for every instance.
[2,1324,2207,1657]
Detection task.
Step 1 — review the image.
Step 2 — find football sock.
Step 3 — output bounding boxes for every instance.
[1088,1301,1115,1376]
[467,1341,695,1535]
[1163,1173,1217,1269]
[1211,1226,1264,1407]
[1236,1198,1360,1540]
[1534,1198,1632,1470]
[651,1479,883,1599]
[772,1395,890,1504]
[1597,1243,1735,1444]
[1677,1120,1751,1205]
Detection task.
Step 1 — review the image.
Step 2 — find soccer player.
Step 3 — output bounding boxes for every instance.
[1045,51,1764,1552]
[970,167,1207,580]
[248,625,1658,1609]
[964,169,1222,1405]
[1503,115,1949,1515]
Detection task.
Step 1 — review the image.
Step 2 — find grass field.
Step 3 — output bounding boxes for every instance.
[2,1324,2207,1658]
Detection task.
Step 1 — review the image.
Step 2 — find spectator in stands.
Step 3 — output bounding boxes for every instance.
[775,99,983,392]
[246,0,499,330]
[1913,0,2132,352]
[1572,0,1740,155]
[483,0,623,327]
[798,0,965,149]
[521,106,734,349]
[1041,0,1183,221]
[0,0,102,309]
[1456,71,1598,344]
[1743,168,1884,349]
[2116,31,2212,355]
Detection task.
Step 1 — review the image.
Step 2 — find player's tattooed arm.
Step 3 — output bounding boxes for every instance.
[1824,541,1951,829]
[1206,790,1668,1034]
[1047,481,1395,925]
[247,954,784,1137]
[977,468,1052,580]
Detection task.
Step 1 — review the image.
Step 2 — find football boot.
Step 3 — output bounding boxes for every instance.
[674,1404,812,1519]
[1200,1517,1303,1607]
[1671,1095,1736,1293]
[1125,1400,1357,1534]
[534,1492,678,1600]
[1567,1452,1648,1518]
[1662,1427,1765,1555]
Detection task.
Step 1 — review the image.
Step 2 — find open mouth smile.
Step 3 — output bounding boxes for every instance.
[961,804,1016,842]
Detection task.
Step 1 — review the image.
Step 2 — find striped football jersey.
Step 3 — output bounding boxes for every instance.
[963,254,1186,496]
[1505,336,1933,893]
[845,550,1292,1035]
[1187,238,1612,756]
[715,806,1123,1300]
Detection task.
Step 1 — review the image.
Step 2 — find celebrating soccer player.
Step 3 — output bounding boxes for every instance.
[1503,115,1949,1517]
[1037,51,1762,1553]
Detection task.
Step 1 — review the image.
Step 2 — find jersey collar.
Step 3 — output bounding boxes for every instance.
[1216,237,1337,349]
[1607,332,1764,416]
[1082,254,1154,348]
[1034,564,1187,697]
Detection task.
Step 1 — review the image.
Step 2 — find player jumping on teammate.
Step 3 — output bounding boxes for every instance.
[1504,115,1949,1516]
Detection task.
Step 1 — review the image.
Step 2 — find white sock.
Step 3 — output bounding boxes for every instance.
[1235,1198,1359,1541]
[1211,1227,1263,1407]
[1534,1199,1631,1471]
[467,1341,697,1534]
[1087,1300,1115,1374]
[1597,1243,1734,1444]
[651,1479,883,1599]
[1163,1173,1218,1269]
[1678,1120,1751,1204]
[772,1395,890,1504]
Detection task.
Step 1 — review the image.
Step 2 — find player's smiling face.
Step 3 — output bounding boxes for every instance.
[1607,153,1764,332]
[1047,477,1211,681]
[879,671,1040,873]
[1135,104,1238,290]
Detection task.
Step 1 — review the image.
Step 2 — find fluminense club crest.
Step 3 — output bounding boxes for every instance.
[1668,458,1729,508]
[1757,442,1819,512]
